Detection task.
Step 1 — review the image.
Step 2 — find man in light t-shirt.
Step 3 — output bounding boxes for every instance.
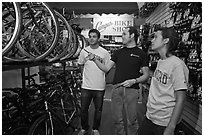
[77,29,111,135]
[138,27,189,135]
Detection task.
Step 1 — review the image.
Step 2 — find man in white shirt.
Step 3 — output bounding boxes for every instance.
[77,29,111,135]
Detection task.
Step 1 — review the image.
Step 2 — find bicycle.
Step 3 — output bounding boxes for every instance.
[2,86,43,135]
[2,73,55,135]
[27,72,81,135]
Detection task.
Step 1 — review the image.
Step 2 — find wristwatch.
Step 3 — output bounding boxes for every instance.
[90,54,96,61]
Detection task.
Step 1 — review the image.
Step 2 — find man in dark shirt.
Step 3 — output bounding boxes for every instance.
[88,26,149,135]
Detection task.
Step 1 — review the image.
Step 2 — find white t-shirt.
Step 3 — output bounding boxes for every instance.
[78,46,111,90]
[146,56,189,126]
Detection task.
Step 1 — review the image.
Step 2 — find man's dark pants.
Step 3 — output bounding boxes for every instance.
[80,88,105,131]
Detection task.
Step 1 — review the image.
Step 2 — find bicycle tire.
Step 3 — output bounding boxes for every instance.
[2,2,22,56]
[10,125,30,135]
[5,2,60,62]
[72,33,88,58]
[28,114,67,135]
[3,124,30,135]
[3,41,34,62]
[47,10,73,62]
[60,27,78,60]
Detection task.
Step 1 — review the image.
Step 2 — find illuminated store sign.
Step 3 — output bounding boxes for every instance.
[93,16,133,35]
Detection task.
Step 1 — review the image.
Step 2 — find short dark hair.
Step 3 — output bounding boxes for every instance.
[88,29,101,39]
[156,27,180,56]
[126,26,139,44]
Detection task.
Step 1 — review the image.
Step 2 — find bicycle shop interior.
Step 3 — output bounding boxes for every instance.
[2,2,202,135]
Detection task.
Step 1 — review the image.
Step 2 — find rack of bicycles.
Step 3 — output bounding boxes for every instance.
[2,2,88,64]
[2,68,82,135]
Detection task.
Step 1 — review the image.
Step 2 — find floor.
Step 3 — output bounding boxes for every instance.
[72,84,194,135]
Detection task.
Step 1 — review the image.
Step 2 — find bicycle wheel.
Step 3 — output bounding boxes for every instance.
[47,10,73,62]
[2,2,22,56]
[3,123,30,135]
[72,33,88,58]
[9,126,30,135]
[3,41,34,62]
[60,27,78,60]
[4,2,60,62]
[28,114,67,135]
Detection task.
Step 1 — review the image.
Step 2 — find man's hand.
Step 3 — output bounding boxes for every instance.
[86,53,95,61]
[86,53,104,63]
[121,79,136,87]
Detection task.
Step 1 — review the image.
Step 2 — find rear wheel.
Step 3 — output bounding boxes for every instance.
[28,114,67,135]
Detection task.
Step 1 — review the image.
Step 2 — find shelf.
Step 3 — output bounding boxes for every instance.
[148,51,158,54]
[2,57,78,71]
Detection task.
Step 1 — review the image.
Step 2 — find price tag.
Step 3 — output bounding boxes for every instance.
[183,9,190,19]
[176,13,182,23]
[182,32,190,42]
[191,14,201,29]
[63,30,69,38]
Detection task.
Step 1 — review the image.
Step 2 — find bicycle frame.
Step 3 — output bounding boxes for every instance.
[28,81,80,134]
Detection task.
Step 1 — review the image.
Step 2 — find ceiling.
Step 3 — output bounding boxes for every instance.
[47,2,139,15]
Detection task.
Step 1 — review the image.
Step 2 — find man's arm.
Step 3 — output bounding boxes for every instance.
[78,64,84,74]
[136,66,150,83]
[94,59,115,73]
[163,89,186,135]
[121,66,150,87]
[88,53,115,73]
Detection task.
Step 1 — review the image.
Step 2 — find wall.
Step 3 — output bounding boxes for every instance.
[77,13,145,38]
[2,69,22,88]
[145,2,172,26]
[144,2,202,134]
[2,66,40,88]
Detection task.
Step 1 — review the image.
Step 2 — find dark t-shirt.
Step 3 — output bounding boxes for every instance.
[111,46,149,89]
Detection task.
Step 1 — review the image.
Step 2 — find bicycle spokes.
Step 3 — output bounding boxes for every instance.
[2,2,22,56]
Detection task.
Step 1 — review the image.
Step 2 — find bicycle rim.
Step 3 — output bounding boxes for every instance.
[16,2,59,61]
[2,2,22,56]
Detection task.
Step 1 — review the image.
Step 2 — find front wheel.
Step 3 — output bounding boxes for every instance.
[28,115,66,135]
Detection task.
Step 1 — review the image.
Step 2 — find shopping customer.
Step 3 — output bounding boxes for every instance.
[137,27,189,135]
[77,29,111,135]
[90,26,149,134]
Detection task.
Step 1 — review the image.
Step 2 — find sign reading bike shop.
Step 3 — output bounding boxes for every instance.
[93,15,133,35]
